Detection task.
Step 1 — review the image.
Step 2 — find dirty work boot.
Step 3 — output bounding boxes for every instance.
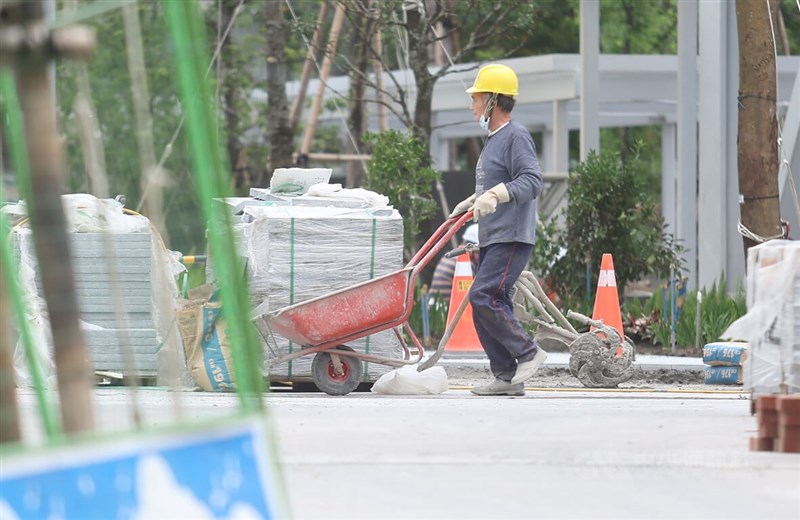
[470,379,525,396]
[510,347,548,385]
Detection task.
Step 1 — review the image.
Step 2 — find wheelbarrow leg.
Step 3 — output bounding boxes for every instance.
[417,289,472,372]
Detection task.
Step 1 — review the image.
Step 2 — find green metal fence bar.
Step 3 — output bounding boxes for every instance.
[0,70,62,440]
[163,0,263,412]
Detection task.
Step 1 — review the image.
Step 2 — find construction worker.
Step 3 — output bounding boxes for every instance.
[450,63,547,396]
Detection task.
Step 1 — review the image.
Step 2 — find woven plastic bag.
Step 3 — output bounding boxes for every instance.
[371,365,448,395]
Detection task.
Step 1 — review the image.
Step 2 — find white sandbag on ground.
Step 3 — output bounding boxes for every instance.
[371,365,449,395]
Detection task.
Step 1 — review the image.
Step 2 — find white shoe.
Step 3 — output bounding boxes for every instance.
[510,348,548,384]
[470,379,525,396]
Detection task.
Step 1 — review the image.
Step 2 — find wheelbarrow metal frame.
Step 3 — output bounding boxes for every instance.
[257,211,474,371]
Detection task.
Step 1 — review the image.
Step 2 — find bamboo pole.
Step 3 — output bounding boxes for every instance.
[300,2,346,155]
[296,152,372,162]
[123,0,170,246]
[0,71,61,440]
[290,1,329,132]
[0,273,21,444]
[10,2,95,435]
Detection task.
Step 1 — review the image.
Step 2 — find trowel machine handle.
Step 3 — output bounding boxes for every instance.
[444,243,479,259]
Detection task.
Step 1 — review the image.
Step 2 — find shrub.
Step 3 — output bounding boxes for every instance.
[624,276,746,349]
[531,144,683,313]
[363,130,440,259]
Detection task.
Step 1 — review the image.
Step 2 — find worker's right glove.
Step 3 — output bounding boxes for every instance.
[449,193,476,218]
[472,183,510,221]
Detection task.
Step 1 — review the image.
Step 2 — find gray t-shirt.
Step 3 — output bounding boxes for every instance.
[475,120,543,246]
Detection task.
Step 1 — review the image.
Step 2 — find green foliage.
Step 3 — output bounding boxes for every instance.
[531,144,683,312]
[624,277,746,349]
[600,0,677,54]
[407,288,449,347]
[363,130,440,257]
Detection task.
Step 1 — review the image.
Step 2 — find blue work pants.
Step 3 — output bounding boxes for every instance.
[469,242,537,382]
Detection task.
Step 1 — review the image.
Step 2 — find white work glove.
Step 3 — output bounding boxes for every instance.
[448,193,476,218]
[472,183,510,222]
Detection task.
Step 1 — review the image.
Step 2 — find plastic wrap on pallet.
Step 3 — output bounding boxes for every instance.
[229,204,406,382]
[9,195,192,387]
[723,240,800,395]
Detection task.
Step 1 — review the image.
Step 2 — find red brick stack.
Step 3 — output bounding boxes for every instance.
[751,395,800,453]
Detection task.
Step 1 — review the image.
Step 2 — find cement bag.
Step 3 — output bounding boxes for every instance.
[177,286,236,392]
[703,342,748,366]
[704,366,743,385]
[371,365,449,395]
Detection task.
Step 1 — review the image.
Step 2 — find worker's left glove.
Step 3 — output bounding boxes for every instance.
[472,183,510,221]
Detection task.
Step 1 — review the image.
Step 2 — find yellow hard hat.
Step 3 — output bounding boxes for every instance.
[465,63,519,97]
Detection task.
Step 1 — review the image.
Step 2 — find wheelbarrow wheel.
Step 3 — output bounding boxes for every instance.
[312,346,363,396]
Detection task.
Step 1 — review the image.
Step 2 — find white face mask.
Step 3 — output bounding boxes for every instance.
[479,114,490,131]
[478,94,496,132]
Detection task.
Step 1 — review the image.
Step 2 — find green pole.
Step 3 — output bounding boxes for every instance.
[0,70,62,439]
[163,1,263,411]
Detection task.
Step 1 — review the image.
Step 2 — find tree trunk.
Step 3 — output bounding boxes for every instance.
[405,6,434,163]
[218,0,248,191]
[265,0,294,184]
[735,0,783,254]
[346,2,372,187]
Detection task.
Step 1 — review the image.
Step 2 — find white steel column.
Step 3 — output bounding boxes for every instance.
[579,0,600,160]
[553,99,569,174]
[698,0,727,290]
[698,0,744,291]
[677,0,698,289]
[661,123,677,234]
[541,129,554,173]
[430,125,450,172]
[723,1,744,287]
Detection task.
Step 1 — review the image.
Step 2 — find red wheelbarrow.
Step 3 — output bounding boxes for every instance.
[254,211,475,395]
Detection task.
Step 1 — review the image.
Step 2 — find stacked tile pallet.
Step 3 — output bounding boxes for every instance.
[14,230,160,379]
[751,395,800,453]
[213,202,406,383]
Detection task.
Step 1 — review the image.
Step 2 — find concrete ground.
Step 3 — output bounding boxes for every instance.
[13,387,800,520]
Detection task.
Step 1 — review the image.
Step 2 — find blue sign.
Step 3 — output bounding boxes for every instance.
[0,418,281,519]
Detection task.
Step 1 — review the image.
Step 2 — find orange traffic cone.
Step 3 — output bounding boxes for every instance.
[444,253,482,353]
[591,253,625,355]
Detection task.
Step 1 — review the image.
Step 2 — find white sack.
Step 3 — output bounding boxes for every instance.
[371,365,449,395]
[305,183,390,208]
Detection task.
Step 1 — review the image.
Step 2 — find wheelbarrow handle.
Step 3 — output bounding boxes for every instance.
[405,211,474,272]
[444,243,479,259]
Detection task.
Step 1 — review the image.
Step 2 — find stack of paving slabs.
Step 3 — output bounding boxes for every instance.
[724,241,800,396]
[218,203,405,383]
[751,395,800,453]
[702,342,747,385]
[14,230,161,379]
[9,195,190,388]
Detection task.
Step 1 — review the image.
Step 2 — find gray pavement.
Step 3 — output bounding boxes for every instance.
[12,387,800,520]
[440,352,705,371]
